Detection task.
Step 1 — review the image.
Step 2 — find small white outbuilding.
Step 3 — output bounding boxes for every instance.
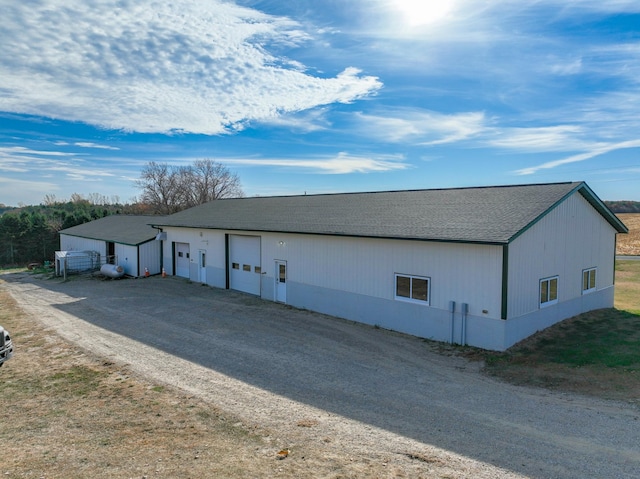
[150,182,627,351]
[58,215,165,277]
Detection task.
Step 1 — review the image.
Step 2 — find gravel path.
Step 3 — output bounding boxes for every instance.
[4,272,640,479]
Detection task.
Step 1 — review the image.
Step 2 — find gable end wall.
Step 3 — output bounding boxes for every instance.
[504,192,617,347]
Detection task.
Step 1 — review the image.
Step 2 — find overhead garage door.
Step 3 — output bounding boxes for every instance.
[229,235,261,295]
[175,242,190,279]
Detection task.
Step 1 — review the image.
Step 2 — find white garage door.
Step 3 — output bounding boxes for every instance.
[229,235,261,295]
[175,242,190,278]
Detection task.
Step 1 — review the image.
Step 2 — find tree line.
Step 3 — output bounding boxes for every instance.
[604,201,640,214]
[0,196,143,266]
[0,160,242,267]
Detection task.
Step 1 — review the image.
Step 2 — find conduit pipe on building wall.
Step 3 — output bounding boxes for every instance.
[461,303,469,346]
[449,301,456,344]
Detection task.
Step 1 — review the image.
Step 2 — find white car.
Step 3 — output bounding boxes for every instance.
[0,326,13,367]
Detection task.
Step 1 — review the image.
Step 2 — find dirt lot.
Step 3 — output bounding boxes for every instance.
[2,272,640,479]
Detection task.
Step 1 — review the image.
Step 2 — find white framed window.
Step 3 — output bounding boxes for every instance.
[395,274,430,305]
[540,276,558,307]
[582,268,596,294]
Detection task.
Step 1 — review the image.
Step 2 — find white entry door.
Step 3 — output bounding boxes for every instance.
[198,250,207,284]
[175,242,190,278]
[275,260,287,303]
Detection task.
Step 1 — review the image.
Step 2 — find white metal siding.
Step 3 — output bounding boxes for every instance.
[115,243,138,276]
[261,233,504,319]
[59,235,105,256]
[508,192,617,318]
[139,240,162,276]
[160,227,226,283]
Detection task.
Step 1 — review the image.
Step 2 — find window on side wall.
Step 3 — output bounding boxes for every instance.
[540,276,558,307]
[395,274,430,305]
[582,268,596,294]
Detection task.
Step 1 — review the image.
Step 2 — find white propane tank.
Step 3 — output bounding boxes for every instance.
[100,264,125,279]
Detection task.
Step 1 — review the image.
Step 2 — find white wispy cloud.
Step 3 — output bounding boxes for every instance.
[548,58,583,76]
[486,125,598,152]
[224,152,408,174]
[0,145,116,180]
[0,0,381,135]
[0,146,76,158]
[74,142,120,150]
[514,139,640,175]
[257,108,331,132]
[354,110,486,145]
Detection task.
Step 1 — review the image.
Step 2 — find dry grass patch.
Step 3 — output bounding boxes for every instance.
[617,213,640,255]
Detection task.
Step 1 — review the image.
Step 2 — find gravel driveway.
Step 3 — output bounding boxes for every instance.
[5,272,640,479]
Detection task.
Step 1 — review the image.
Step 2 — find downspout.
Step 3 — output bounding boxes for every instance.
[461,303,469,346]
[157,227,164,273]
[613,234,618,285]
[225,234,230,289]
[449,301,456,344]
[501,244,509,320]
[172,241,176,277]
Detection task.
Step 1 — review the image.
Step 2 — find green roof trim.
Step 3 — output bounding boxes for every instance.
[507,181,628,243]
[575,182,628,234]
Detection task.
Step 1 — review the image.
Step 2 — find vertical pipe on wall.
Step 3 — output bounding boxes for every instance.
[449,301,456,344]
[224,234,230,289]
[171,242,176,277]
[501,244,509,320]
[461,302,469,346]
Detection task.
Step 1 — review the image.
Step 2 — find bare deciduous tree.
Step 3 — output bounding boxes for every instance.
[136,159,243,214]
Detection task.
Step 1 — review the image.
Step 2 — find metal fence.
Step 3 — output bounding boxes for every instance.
[56,252,118,279]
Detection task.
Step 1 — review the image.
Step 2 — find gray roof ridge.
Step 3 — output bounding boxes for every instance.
[213,180,581,201]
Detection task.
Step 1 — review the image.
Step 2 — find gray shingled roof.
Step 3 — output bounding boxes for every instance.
[59,215,165,246]
[150,182,627,244]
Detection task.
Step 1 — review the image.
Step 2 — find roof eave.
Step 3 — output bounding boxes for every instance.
[150,224,506,245]
[59,232,152,247]
[576,183,629,234]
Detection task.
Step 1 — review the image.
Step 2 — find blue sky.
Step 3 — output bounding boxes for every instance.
[1,0,640,206]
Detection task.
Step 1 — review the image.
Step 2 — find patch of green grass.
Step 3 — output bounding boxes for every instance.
[47,366,107,396]
[474,308,640,402]
[526,310,640,370]
[487,309,640,370]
